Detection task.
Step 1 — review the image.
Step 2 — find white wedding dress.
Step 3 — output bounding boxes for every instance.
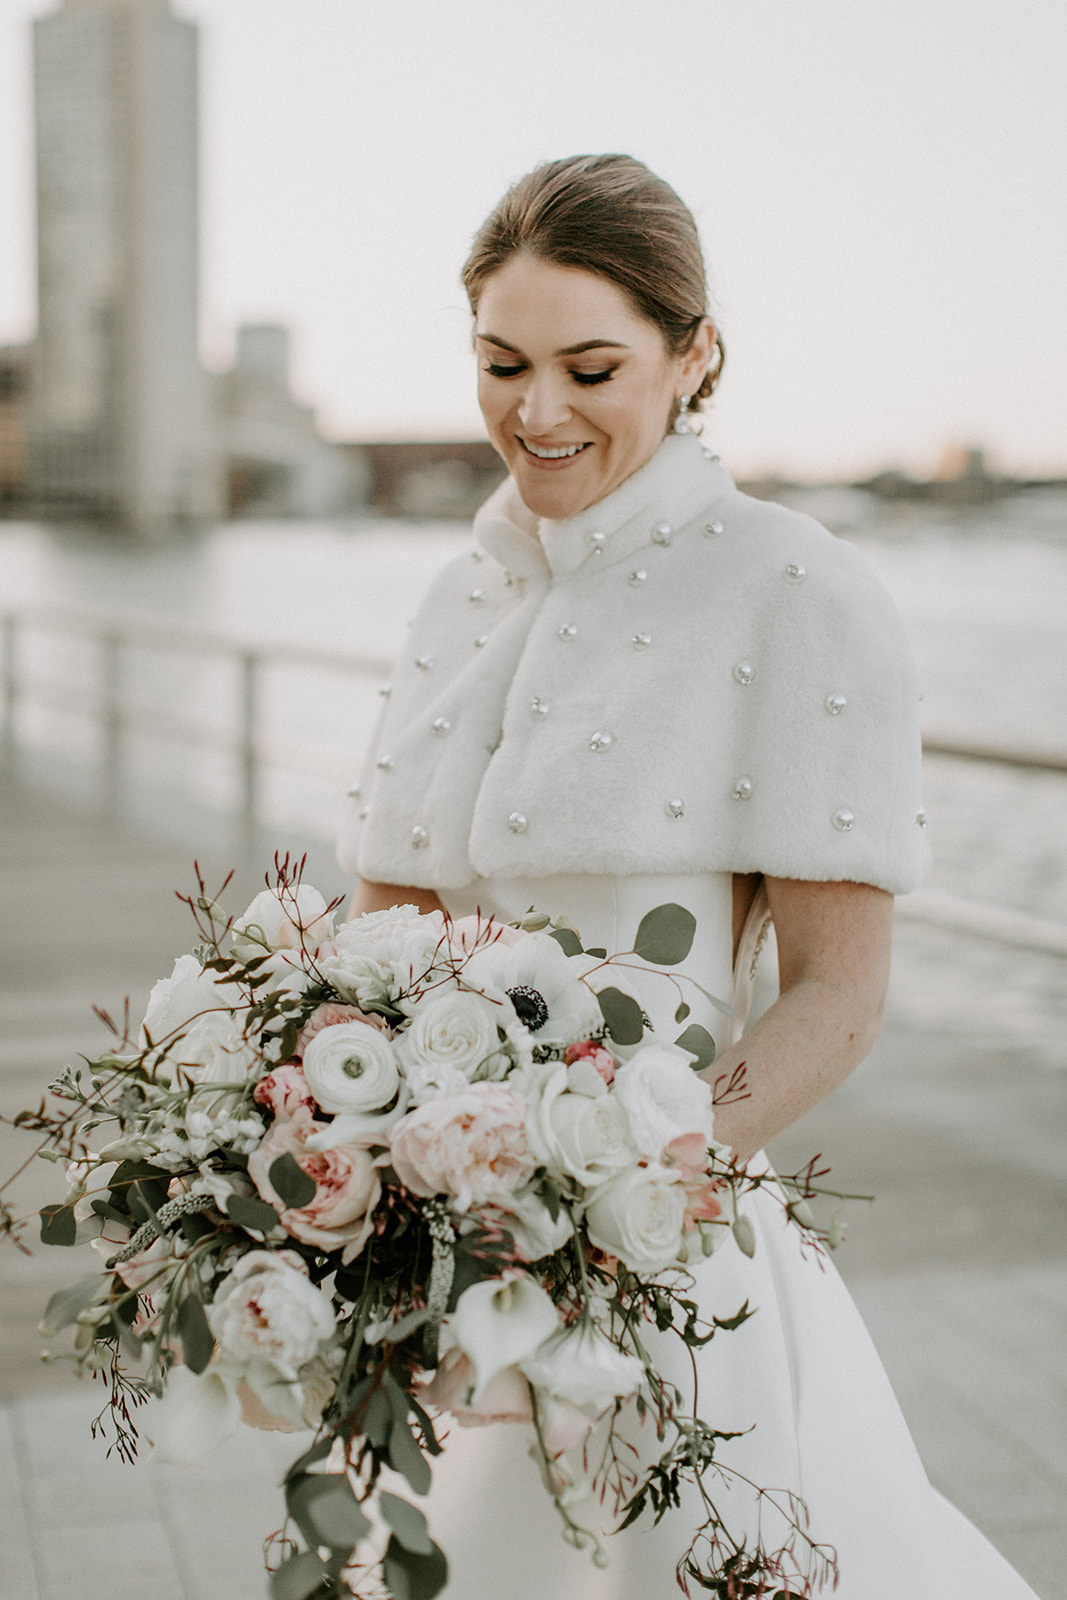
[419,869,1041,1600]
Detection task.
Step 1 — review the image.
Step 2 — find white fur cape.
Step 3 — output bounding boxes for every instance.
[339,433,929,895]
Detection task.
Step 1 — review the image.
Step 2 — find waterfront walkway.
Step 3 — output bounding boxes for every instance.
[1,775,1065,1598]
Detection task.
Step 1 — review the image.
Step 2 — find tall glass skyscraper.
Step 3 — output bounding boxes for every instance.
[31,0,219,527]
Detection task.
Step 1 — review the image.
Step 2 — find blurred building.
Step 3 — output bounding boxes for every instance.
[217,324,366,517]
[347,440,505,517]
[30,0,219,528]
[0,345,31,505]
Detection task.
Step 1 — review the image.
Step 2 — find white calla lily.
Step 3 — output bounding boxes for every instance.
[450,1274,560,1404]
[520,1317,644,1416]
[147,1365,242,1464]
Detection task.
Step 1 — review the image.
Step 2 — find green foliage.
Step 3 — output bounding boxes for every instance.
[547,926,583,957]
[634,903,697,966]
[597,986,645,1046]
[383,1534,449,1600]
[270,1152,317,1208]
[269,1550,332,1600]
[675,1024,716,1071]
[226,1193,283,1234]
[287,1471,371,1549]
[39,1203,76,1247]
[39,1274,104,1335]
[380,1492,433,1554]
[176,1292,214,1374]
[674,1001,691,1024]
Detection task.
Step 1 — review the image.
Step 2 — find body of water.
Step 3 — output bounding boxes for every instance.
[2,488,1066,1065]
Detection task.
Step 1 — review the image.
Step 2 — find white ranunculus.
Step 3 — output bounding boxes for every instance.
[148,1365,242,1464]
[521,1063,636,1189]
[321,905,444,1009]
[449,1274,560,1404]
[396,991,506,1093]
[584,1163,688,1274]
[231,886,333,960]
[520,1318,644,1416]
[489,1185,573,1262]
[462,932,603,1049]
[612,1043,715,1159]
[208,1249,336,1379]
[302,1020,401,1115]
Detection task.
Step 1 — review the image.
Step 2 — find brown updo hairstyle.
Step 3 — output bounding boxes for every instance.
[462,153,725,417]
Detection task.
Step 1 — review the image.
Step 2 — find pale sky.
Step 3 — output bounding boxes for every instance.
[1,0,1065,479]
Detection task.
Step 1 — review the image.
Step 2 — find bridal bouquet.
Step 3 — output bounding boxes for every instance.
[7,859,841,1600]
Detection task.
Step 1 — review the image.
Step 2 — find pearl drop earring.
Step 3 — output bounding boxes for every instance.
[673,395,693,434]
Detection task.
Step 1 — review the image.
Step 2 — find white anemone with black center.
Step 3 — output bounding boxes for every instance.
[460,930,603,1050]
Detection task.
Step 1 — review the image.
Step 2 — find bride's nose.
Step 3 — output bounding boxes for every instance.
[517,371,572,436]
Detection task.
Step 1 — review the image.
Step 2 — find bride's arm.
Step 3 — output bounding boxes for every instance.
[702,877,894,1164]
[346,879,446,919]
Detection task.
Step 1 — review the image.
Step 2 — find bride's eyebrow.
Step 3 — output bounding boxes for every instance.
[476,334,632,357]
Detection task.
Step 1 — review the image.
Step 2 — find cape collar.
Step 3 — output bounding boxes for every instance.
[473,433,734,581]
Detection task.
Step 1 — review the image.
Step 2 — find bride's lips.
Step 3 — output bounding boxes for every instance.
[517,437,593,470]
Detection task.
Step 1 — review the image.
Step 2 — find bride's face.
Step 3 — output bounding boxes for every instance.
[475,254,696,520]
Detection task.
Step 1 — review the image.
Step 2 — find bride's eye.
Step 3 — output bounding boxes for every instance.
[484,362,526,378]
[572,369,615,386]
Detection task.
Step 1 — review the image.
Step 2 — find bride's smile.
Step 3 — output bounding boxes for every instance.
[475,252,712,520]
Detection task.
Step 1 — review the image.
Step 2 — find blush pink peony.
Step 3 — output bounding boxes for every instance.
[248,1119,382,1264]
[253,1064,317,1122]
[563,1039,616,1084]
[389,1083,534,1211]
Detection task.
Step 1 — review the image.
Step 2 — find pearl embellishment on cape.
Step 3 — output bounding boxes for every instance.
[825,694,847,715]
[785,564,806,582]
[586,530,606,550]
[530,697,549,718]
[474,634,489,648]
[469,588,485,604]
[832,809,855,832]
[589,730,614,752]
[378,684,391,697]
[732,777,754,801]
[411,826,428,848]
[665,798,685,818]
[651,522,673,545]
[916,809,928,828]
[733,661,756,685]
[415,656,434,670]
[507,812,527,834]
[376,756,394,771]
[558,624,578,641]
[346,785,361,799]
[432,718,451,735]
[705,520,724,537]
[628,569,647,586]
[632,633,652,650]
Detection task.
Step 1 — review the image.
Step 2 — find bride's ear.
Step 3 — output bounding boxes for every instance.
[675,318,718,398]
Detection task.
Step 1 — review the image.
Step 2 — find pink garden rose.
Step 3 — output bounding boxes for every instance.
[664,1133,725,1231]
[389,1083,534,1211]
[253,1064,317,1122]
[295,1003,392,1058]
[248,1119,382,1264]
[563,1038,615,1085]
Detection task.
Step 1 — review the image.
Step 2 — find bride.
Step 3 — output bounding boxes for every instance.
[339,154,1039,1597]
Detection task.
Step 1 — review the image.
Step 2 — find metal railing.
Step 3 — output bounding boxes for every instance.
[2,602,1065,957]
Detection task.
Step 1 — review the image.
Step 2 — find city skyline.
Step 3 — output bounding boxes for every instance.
[1,0,1065,481]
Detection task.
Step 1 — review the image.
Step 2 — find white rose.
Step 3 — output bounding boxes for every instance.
[612,1043,715,1159]
[302,1020,402,1115]
[208,1249,335,1378]
[171,1008,260,1087]
[584,1164,687,1274]
[231,885,333,960]
[396,991,507,1089]
[141,955,244,1073]
[520,1318,644,1416]
[522,1063,636,1189]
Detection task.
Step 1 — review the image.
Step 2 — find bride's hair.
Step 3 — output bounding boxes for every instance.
[462,153,725,410]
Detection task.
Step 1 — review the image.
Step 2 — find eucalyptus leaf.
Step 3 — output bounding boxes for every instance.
[674,1001,691,1024]
[288,1472,370,1549]
[547,927,583,957]
[597,987,645,1046]
[365,1306,430,1346]
[39,1274,104,1336]
[388,1416,432,1494]
[269,1550,330,1600]
[361,1386,392,1448]
[176,1292,214,1374]
[39,1204,76,1247]
[383,1535,449,1600]
[285,1435,334,1482]
[633,903,697,966]
[269,1152,317,1209]
[584,946,607,958]
[226,1193,282,1234]
[380,1492,434,1554]
[674,1023,716,1071]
